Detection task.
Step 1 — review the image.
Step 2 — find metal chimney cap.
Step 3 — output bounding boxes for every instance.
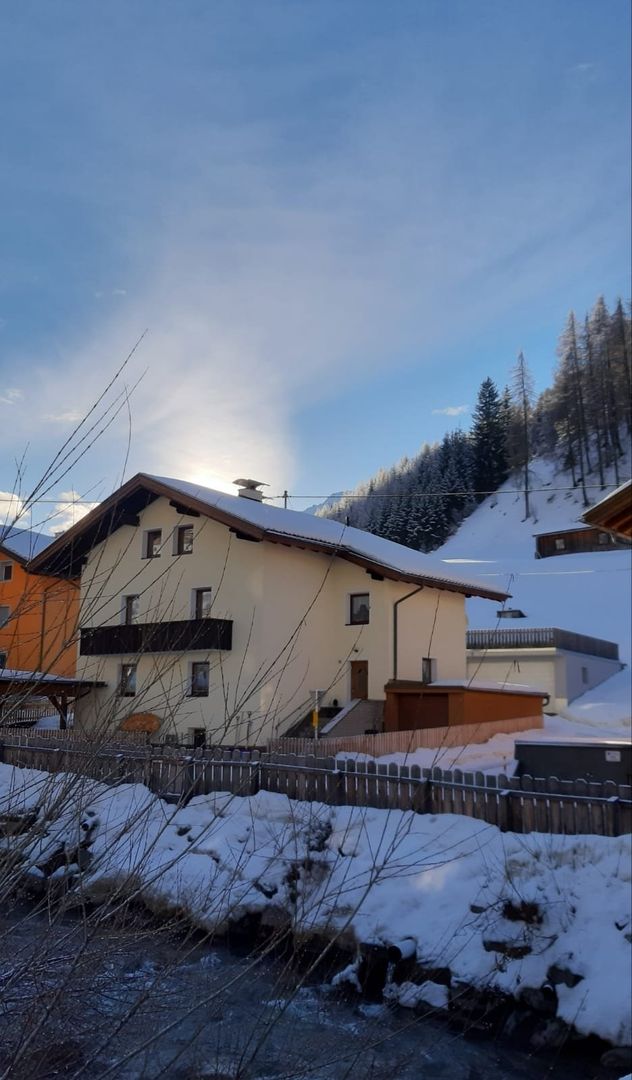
[233,479,269,490]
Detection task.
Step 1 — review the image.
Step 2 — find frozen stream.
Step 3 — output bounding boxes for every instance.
[0,901,616,1080]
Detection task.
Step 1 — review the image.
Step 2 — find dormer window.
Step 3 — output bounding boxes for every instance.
[143,529,162,558]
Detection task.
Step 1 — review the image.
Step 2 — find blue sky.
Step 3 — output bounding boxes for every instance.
[0,0,629,527]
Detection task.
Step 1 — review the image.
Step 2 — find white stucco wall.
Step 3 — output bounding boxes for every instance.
[466,648,623,713]
[75,496,474,741]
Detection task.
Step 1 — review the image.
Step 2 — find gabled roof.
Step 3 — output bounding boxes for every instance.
[0,525,53,564]
[28,472,509,602]
[581,479,632,540]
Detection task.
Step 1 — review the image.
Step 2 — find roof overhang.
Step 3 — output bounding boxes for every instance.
[581,480,632,540]
[28,473,509,602]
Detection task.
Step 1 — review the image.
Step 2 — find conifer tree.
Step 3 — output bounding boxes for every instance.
[471,377,509,497]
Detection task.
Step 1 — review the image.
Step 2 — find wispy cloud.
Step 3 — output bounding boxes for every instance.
[432,405,469,417]
[0,388,23,406]
[43,410,84,423]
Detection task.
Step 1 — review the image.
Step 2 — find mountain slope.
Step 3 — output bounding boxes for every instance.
[435,450,632,665]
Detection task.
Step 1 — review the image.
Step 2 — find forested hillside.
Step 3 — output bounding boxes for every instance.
[320,296,631,551]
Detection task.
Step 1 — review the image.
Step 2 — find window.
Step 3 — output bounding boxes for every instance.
[0,652,6,669]
[0,606,9,628]
[349,593,370,625]
[194,588,212,619]
[175,525,194,555]
[190,661,209,697]
[581,666,589,685]
[123,595,140,625]
[421,657,436,684]
[119,663,137,697]
[0,563,12,582]
[190,727,206,748]
[598,532,610,545]
[554,537,566,551]
[143,529,162,558]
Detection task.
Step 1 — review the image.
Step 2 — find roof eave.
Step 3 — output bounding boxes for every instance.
[27,472,509,600]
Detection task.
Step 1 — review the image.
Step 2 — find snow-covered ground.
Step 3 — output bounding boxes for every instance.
[1,762,630,1048]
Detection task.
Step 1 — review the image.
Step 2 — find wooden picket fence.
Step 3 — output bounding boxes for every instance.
[269,715,543,758]
[0,735,630,837]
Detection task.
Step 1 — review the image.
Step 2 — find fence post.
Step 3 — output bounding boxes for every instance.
[498,789,513,832]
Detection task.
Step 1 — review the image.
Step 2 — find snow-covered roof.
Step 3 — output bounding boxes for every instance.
[581,478,632,539]
[29,472,508,601]
[0,525,52,563]
[428,679,547,697]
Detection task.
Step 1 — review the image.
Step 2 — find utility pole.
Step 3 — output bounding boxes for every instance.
[283,490,288,509]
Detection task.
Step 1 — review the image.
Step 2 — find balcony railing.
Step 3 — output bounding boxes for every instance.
[80,618,232,656]
[466,627,619,661]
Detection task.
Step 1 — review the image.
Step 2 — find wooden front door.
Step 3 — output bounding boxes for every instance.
[350,660,369,700]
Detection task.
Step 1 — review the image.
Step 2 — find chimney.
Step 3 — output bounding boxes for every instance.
[234,478,268,503]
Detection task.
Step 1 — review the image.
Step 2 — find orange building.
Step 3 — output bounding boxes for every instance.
[0,526,79,676]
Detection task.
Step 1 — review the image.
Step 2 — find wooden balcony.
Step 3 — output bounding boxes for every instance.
[80,618,232,656]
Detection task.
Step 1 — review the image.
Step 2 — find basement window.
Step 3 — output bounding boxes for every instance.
[143,529,162,558]
[0,563,12,582]
[119,663,137,697]
[175,525,194,555]
[349,593,370,625]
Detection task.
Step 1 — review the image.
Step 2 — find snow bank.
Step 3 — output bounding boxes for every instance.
[1,762,630,1046]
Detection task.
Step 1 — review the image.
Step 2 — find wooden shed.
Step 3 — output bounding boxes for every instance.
[383,680,545,733]
[534,525,630,559]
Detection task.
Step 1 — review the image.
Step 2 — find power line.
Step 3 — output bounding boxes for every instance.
[267,482,632,501]
[0,479,629,506]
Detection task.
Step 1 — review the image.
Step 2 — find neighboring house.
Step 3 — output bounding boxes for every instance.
[581,479,632,541]
[0,526,79,677]
[534,525,630,559]
[466,627,624,714]
[29,473,511,744]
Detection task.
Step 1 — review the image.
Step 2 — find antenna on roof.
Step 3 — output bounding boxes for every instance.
[234,479,268,503]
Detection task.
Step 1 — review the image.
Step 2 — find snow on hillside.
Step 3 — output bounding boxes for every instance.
[433,450,631,736]
[436,452,632,665]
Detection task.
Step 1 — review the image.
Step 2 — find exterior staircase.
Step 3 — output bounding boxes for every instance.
[282,698,384,741]
[283,705,342,740]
